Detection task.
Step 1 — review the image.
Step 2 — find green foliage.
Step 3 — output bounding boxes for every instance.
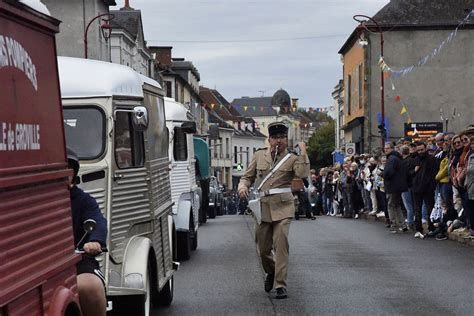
[307,120,335,169]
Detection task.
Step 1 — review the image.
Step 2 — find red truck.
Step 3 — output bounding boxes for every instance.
[0,1,82,315]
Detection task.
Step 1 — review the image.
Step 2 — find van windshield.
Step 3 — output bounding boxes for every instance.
[64,107,105,160]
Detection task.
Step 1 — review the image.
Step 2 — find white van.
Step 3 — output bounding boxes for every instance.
[164,97,200,261]
[58,56,176,315]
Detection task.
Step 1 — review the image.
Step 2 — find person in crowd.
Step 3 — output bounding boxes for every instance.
[333,170,343,216]
[400,145,415,231]
[412,141,438,239]
[375,156,390,227]
[295,177,316,220]
[367,157,379,216]
[428,200,458,240]
[238,122,309,299]
[461,130,474,239]
[383,142,408,233]
[323,170,336,216]
[67,148,108,316]
[434,132,445,155]
[312,171,324,215]
[435,134,454,215]
[452,132,471,235]
[341,161,355,218]
[309,173,319,215]
[350,162,363,219]
[319,168,328,215]
[358,155,372,214]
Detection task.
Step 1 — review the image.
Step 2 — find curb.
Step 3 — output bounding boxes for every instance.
[358,212,474,247]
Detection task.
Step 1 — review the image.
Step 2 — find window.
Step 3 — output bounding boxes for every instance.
[64,107,105,160]
[174,81,179,102]
[239,146,243,163]
[114,111,145,169]
[173,127,188,161]
[165,81,172,98]
[226,138,229,158]
[234,145,237,163]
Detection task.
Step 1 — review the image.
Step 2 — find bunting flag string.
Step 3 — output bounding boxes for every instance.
[198,103,333,114]
[379,9,473,78]
[389,77,412,124]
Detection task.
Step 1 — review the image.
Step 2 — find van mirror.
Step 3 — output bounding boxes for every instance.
[132,106,148,131]
[181,121,197,134]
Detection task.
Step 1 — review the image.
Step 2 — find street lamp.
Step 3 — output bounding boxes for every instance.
[353,14,385,147]
[84,13,114,59]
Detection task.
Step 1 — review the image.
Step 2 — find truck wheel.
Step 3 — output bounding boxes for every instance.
[157,276,174,306]
[177,231,191,261]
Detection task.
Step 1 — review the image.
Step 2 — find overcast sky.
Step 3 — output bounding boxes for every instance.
[130,0,389,112]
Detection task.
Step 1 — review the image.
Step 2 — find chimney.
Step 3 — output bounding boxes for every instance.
[149,46,173,68]
[121,0,134,10]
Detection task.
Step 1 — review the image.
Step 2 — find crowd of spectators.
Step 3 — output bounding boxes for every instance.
[306,125,474,241]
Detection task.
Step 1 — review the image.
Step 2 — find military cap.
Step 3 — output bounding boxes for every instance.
[268,121,288,136]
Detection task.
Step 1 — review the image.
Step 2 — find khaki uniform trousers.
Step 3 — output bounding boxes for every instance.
[256,217,291,289]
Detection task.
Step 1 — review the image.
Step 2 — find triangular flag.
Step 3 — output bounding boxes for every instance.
[395,96,401,102]
[253,106,256,111]
[260,106,264,112]
[243,105,248,111]
[211,103,215,109]
[400,104,407,115]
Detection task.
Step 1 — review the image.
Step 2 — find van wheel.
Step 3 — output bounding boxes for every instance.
[116,273,150,316]
[157,276,174,306]
[217,203,223,216]
[191,229,198,251]
[209,205,216,219]
[177,231,191,261]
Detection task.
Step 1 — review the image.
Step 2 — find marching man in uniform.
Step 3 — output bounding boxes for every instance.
[238,121,310,299]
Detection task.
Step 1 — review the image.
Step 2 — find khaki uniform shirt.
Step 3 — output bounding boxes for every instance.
[238,148,310,222]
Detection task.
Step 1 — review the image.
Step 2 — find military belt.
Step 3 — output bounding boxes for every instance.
[259,187,292,197]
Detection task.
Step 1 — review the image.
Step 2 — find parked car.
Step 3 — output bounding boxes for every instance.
[209,176,224,217]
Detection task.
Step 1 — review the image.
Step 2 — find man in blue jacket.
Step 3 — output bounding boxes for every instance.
[383,142,408,232]
[68,148,108,316]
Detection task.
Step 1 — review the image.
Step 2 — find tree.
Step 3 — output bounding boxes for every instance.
[307,120,335,169]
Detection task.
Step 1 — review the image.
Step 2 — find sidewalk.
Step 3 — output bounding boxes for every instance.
[358,212,474,247]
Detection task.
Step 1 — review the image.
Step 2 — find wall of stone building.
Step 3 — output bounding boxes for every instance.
[44,0,111,61]
[367,28,474,149]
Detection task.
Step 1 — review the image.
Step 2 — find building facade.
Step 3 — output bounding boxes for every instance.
[110,3,153,77]
[43,0,116,61]
[151,46,208,136]
[339,0,474,152]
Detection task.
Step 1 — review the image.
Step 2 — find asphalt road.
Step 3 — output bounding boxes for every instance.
[154,215,474,315]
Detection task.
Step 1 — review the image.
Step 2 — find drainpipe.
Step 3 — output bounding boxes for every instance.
[367,34,372,153]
